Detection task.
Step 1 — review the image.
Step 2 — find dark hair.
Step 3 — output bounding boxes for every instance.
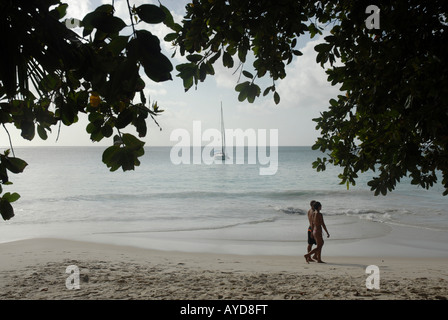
[310,200,316,207]
[313,201,321,211]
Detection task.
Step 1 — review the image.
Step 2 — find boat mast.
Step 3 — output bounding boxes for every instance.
[220,102,226,158]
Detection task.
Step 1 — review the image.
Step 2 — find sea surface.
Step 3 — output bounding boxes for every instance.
[1,146,447,255]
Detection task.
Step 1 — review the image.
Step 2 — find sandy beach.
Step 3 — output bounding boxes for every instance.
[1,237,447,301]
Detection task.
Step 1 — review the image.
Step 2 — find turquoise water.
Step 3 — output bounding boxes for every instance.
[1,146,447,255]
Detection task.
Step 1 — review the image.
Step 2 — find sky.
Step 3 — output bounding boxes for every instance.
[1,0,342,148]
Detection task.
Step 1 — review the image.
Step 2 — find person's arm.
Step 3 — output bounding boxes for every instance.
[307,210,313,227]
[322,215,330,238]
[310,211,317,231]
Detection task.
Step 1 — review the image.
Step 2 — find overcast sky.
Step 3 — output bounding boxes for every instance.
[1,0,341,148]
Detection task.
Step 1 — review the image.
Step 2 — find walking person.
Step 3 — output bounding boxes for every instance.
[307,200,318,262]
[304,201,330,263]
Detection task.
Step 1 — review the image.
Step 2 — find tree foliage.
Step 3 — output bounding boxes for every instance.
[0,0,175,220]
[312,1,448,196]
[167,0,316,103]
[170,0,448,196]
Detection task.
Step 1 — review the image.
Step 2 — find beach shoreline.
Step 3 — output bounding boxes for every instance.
[4,213,447,258]
[1,237,447,300]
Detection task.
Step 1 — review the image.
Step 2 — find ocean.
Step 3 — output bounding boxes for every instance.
[1,146,447,256]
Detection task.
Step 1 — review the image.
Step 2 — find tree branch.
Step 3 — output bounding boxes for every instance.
[2,124,15,157]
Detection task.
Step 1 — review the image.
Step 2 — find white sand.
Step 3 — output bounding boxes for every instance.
[0,238,447,300]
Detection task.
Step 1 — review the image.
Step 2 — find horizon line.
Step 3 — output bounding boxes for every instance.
[1,145,315,148]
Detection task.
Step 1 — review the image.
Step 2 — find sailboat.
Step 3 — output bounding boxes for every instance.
[214,102,227,161]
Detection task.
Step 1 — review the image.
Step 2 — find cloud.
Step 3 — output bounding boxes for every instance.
[65,0,93,20]
[222,37,344,146]
[215,37,342,114]
[276,38,342,111]
[213,62,241,89]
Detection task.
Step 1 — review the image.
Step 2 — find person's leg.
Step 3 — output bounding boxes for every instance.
[307,230,311,252]
[305,237,322,263]
[313,231,324,263]
[304,247,317,263]
[305,244,322,263]
[311,242,318,260]
[316,241,325,263]
[307,230,316,261]
[308,244,316,262]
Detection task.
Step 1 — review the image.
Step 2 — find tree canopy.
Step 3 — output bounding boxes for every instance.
[1,0,447,221]
[0,0,174,220]
[170,0,448,196]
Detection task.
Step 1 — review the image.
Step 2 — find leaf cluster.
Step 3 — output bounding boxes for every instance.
[311,0,448,196]
[0,0,174,220]
[173,0,448,196]
[0,150,26,220]
[169,0,317,104]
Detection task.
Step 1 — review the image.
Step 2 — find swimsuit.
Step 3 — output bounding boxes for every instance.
[307,226,316,245]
